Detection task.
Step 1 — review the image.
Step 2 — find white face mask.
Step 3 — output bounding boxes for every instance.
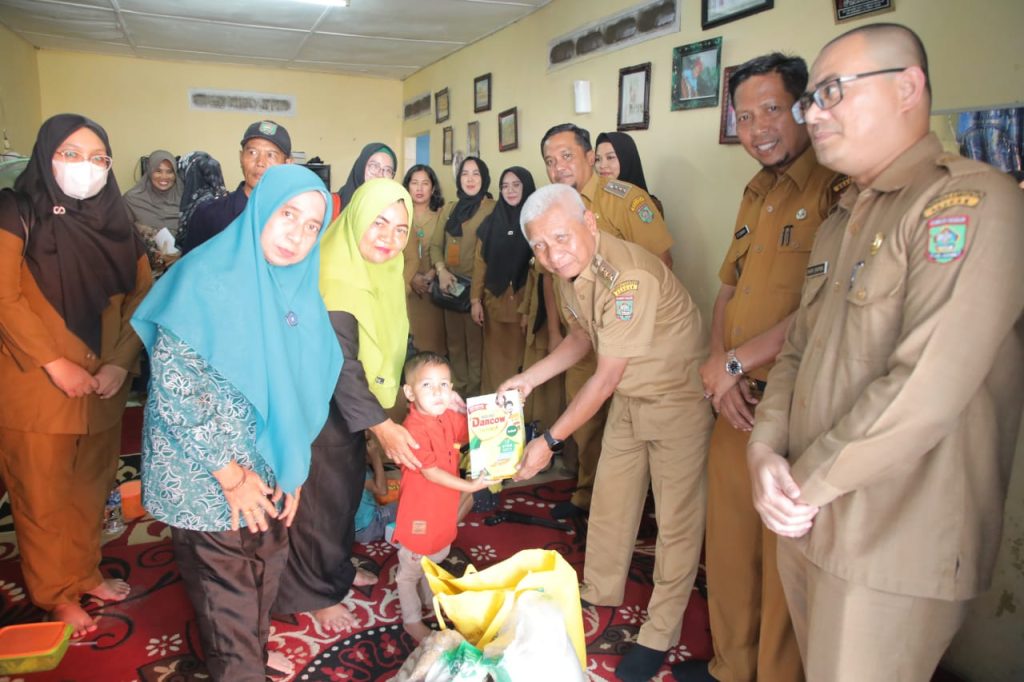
[52,159,109,200]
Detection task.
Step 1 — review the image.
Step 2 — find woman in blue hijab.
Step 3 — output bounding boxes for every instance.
[132,164,342,680]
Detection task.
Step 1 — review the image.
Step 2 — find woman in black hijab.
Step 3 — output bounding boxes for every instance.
[0,113,152,638]
[470,166,536,393]
[335,142,398,212]
[427,156,495,396]
[594,131,664,217]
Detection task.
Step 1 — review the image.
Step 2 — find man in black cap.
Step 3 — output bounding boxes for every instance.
[183,119,292,252]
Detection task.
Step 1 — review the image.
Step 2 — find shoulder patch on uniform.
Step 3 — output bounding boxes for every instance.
[603,180,630,198]
[615,294,634,321]
[611,279,639,297]
[637,204,654,223]
[926,215,968,264]
[629,196,644,212]
[734,225,750,240]
[831,176,852,194]
[922,190,984,218]
[592,254,620,290]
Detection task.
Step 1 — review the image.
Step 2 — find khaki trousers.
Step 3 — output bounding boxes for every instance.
[777,537,967,682]
[705,415,802,681]
[396,545,451,624]
[521,326,564,430]
[565,352,608,510]
[580,394,711,651]
[480,288,526,395]
[0,424,121,610]
[407,292,446,355]
[444,308,482,397]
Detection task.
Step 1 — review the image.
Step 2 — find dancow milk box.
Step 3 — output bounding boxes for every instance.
[467,390,525,480]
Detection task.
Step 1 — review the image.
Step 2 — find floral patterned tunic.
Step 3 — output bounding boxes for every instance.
[141,327,276,531]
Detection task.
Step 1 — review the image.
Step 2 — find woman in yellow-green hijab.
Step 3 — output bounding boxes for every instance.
[274,178,417,632]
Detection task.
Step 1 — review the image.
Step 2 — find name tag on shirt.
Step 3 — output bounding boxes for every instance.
[806,261,829,278]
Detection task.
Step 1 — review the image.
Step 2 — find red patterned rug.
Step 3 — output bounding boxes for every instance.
[0,408,711,681]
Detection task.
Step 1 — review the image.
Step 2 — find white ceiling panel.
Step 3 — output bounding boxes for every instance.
[0,0,551,79]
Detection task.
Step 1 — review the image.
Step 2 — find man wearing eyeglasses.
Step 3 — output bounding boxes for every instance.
[183,120,292,253]
[677,52,844,682]
[747,23,1024,680]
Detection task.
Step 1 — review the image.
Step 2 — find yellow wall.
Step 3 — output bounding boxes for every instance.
[402,0,1024,315]
[0,23,41,156]
[36,51,403,192]
[402,0,1024,679]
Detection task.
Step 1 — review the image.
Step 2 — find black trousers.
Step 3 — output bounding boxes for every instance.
[172,520,288,682]
[273,409,365,614]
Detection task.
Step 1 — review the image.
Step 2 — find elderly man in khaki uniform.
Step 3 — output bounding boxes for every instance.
[677,54,843,682]
[500,183,711,682]
[748,23,1024,681]
[540,123,673,518]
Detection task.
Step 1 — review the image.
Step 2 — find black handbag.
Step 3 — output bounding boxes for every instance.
[430,272,472,313]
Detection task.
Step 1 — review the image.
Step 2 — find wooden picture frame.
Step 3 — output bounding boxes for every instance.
[442,125,454,164]
[719,65,741,144]
[833,0,894,23]
[467,121,480,156]
[671,37,723,111]
[474,73,492,113]
[435,88,450,123]
[498,107,519,152]
[702,0,773,30]
[617,62,652,131]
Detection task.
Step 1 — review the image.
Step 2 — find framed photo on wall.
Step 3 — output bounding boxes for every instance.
[833,0,893,23]
[442,125,454,164]
[498,107,519,152]
[719,65,740,144]
[618,62,651,131]
[467,121,480,156]
[671,37,722,111]
[474,73,492,113]
[701,0,773,30]
[435,88,450,123]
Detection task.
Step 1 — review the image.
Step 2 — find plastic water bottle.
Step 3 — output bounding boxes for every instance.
[103,487,125,534]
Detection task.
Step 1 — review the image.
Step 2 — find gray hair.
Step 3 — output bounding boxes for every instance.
[519,183,586,239]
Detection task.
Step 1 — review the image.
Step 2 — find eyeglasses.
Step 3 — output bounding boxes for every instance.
[366,160,395,178]
[53,148,113,170]
[791,67,907,124]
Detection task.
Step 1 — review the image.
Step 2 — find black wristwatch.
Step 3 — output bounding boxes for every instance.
[542,430,565,453]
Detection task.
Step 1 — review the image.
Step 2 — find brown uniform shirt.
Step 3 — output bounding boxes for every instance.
[719,147,844,381]
[0,229,152,434]
[404,209,441,295]
[428,198,497,278]
[579,172,673,259]
[558,233,705,400]
[751,133,1024,600]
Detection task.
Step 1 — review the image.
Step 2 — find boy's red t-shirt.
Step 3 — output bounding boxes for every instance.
[392,405,469,555]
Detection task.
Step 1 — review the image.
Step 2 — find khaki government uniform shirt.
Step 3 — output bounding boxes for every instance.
[428,198,496,278]
[751,133,1024,600]
[719,147,844,381]
[0,228,152,434]
[404,210,441,295]
[557,232,705,400]
[579,172,673,259]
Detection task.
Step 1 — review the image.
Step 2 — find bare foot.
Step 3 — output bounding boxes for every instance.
[51,603,98,639]
[85,578,131,602]
[267,649,294,676]
[312,602,358,632]
[352,567,377,587]
[403,620,432,643]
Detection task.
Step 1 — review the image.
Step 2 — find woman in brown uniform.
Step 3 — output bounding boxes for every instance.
[470,166,536,393]
[429,157,495,397]
[402,164,446,354]
[0,114,152,637]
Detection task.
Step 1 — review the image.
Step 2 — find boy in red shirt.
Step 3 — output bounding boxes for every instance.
[393,352,492,641]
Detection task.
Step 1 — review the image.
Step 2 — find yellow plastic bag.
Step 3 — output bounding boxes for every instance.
[422,548,586,669]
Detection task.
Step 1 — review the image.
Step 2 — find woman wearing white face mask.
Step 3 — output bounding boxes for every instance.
[0,114,153,639]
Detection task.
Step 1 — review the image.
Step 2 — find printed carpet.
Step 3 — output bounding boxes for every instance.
[0,408,712,681]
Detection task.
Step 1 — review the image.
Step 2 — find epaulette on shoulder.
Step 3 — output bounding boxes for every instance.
[602,179,632,198]
[937,152,994,178]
